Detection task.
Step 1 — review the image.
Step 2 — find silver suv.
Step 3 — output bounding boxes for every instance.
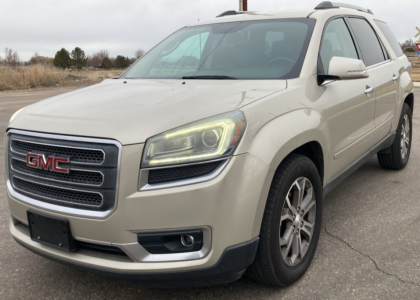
[6,2,414,287]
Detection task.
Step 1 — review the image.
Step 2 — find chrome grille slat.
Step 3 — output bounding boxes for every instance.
[11,158,104,187]
[13,176,103,207]
[11,138,105,165]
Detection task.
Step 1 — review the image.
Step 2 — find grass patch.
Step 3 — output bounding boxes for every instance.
[0,65,123,91]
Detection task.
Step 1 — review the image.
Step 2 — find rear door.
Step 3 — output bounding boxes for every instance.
[347,17,398,144]
[319,18,376,179]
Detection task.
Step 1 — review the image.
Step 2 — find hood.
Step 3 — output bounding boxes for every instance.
[10,79,286,145]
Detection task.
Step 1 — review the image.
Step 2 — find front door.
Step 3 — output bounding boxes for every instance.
[319,17,376,179]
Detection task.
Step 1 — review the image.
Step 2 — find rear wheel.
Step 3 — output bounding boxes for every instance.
[246,154,322,286]
[378,103,412,170]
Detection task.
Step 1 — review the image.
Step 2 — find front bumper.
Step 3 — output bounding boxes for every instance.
[13,223,259,287]
[7,142,270,284]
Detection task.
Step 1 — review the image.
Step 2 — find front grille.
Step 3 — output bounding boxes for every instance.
[12,139,104,164]
[148,161,222,184]
[7,132,120,212]
[13,177,103,206]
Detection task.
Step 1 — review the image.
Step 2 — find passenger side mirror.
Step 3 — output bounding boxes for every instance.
[318,57,368,85]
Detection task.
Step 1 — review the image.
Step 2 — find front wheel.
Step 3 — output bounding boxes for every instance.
[246,154,322,286]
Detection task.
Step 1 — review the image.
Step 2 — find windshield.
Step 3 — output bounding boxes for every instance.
[122,18,315,80]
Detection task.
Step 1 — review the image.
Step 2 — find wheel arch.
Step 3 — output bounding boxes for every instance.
[244,109,327,237]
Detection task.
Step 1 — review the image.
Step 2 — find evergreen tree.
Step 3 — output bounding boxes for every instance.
[115,55,130,68]
[71,47,87,71]
[53,48,72,69]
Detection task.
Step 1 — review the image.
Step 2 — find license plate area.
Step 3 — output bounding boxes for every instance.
[27,210,77,252]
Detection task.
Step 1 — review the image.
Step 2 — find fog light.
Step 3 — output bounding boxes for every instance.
[137,229,203,254]
[181,234,195,247]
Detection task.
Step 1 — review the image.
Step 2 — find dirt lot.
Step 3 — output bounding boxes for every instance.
[1,87,420,299]
[412,68,420,82]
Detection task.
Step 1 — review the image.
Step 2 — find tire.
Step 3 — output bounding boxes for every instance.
[246,153,322,287]
[377,103,412,170]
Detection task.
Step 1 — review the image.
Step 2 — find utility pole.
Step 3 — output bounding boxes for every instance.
[239,0,248,11]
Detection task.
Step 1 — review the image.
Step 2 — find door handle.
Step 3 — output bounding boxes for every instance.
[392,74,399,82]
[365,86,374,95]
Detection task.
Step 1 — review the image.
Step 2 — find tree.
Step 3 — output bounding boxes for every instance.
[71,47,87,71]
[129,57,137,64]
[115,55,130,68]
[53,48,72,69]
[29,52,40,65]
[135,49,145,59]
[101,57,112,69]
[400,39,415,50]
[4,48,20,67]
[96,49,109,61]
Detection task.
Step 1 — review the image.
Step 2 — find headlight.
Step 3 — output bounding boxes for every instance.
[9,107,25,124]
[142,111,246,168]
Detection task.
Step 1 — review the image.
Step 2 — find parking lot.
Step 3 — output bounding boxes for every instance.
[1,87,420,299]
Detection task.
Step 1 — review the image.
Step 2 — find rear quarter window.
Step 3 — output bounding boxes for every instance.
[374,20,404,57]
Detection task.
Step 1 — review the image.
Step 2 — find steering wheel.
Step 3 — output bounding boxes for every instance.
[266,57,295,67]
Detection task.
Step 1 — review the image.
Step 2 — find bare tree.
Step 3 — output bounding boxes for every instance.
[96,49,109,61]
[4,48,20,67]
[135,49,145,59]
[29,52,40,65]
[400,39,415,50]
[89,50,110,68]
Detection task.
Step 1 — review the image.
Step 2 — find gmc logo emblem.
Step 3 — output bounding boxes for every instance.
[26,153,70,174]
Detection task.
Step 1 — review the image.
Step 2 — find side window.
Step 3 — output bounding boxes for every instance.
[374,20,404,57]
[347,18,386,67]
[320,18,358,74]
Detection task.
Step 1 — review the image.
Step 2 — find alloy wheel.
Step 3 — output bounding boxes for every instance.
[401,114,410,160]
[279,177,316,266]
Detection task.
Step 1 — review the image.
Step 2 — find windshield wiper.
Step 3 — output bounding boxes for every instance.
[182,75,237,80]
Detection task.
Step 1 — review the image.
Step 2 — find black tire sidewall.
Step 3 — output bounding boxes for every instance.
[269,157,323,285]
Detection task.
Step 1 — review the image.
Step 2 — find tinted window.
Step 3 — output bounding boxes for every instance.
[320,18,358,74]
[348,18,386,67]
[123,19,315,80]
[375,20,404,57]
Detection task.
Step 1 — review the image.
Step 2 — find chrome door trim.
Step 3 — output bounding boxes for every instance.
[6,129,122,219]
[367,59,391,70]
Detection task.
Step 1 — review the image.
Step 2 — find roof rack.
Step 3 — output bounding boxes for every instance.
[315,1,374,15]
[216,10,255,18]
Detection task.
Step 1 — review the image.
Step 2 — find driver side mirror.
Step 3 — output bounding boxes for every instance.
[318,57,369,86]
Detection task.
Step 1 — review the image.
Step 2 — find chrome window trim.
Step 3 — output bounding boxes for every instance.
[12,175,104,208]
[10,137,106,166]
[11,157,105,187]
[367,59,391,69]
[6,129,122,219]
[138,158,230,191]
